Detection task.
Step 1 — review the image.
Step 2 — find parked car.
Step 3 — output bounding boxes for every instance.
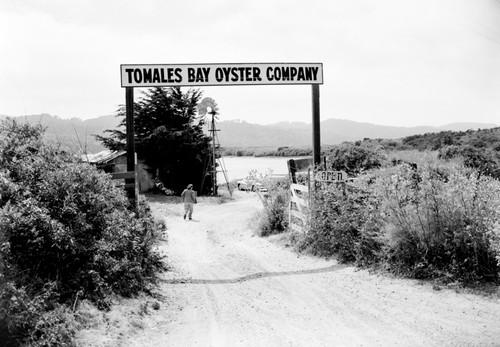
[237,179,267,192]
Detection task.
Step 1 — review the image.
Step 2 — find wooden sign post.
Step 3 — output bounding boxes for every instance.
[125,87,138,209]
[312,84,321,167]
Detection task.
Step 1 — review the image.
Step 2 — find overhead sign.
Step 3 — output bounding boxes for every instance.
[316,170,347,182]
[121,63,323,87]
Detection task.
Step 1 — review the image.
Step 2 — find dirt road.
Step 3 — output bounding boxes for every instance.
[78,191,500,346]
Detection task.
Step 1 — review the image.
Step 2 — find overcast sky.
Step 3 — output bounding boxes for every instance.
[1,0,499,127]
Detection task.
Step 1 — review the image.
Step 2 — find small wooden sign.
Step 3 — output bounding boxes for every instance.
[315,170,347,182]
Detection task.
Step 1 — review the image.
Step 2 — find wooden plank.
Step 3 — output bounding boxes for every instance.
[290,184,309,214]
[289,223,304,233]
[291,183,309,192]
[290,195,307,204]
[290,202,307,215]
[289,159,313,173]
[289,182,310,233]
[288,159,313,184]
[290,210,306,221]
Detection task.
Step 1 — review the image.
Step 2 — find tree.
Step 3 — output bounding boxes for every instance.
[97,87,213,195]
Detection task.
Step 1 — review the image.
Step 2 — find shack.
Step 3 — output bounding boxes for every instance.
[83,150,155,193]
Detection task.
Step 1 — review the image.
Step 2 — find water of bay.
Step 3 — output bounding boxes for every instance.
[216,156,307,183]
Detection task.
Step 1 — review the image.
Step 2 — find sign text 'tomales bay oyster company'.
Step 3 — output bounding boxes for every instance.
[121,63,323,87]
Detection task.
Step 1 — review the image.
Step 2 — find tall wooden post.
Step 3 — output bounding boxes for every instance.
[312,84,321,167]
[125,87,138,210]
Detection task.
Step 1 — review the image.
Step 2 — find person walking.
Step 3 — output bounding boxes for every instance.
[181,184,197,220]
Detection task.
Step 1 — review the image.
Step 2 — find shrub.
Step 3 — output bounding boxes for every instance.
[1,160,166,306]
[325,144,385,176]
[297,180,384,265]
[0,282,77,347]
[256,176,290,236]
[0,119,166,345]
[26,304,77,347]
[387,150,438,167]
[438,145,500,179]
[374,162,500,282]
[257,190,289,237]
[289,158,500,282]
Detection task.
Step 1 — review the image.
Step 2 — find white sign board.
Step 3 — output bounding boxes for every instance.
[315,170,347,182]
[121,63,323,87]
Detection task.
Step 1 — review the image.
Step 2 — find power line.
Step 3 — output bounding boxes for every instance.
[432,0,500,47]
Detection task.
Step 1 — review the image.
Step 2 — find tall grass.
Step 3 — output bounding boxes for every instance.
[255,176,290,237]
[387,149,438,166]
[375,161,500,281]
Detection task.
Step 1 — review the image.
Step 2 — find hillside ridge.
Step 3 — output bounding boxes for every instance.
[1,113,497,152]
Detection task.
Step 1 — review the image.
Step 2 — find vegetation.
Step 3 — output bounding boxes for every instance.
[297,181,382,265]
[258,137,500,285]
[256,176,290,237]
[97,87,213,195]
[438,145,500,179]
[400,127,500,152]
[356,127,500,153]
[221,146,312,157]
[0,113,117,154]
[372,161,500,281]
[0,119,166,346]
[324,144,385,175]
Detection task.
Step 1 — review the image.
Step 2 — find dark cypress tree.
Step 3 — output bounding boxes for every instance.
[97,87,213,194]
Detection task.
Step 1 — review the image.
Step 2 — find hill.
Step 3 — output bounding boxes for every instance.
[1,114,497,152]
[0,114,120,153]
[216,119,498,148]
[399,127,500,152]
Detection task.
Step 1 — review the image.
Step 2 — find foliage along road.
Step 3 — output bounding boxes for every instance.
[78,190,500,346]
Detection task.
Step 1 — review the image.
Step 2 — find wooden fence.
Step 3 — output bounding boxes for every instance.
[287,158,314,233]
[288,183,310,232]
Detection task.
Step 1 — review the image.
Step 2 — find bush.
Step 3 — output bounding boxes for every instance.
[288,158,500,283]
[374,162,500,282]
[254,147,500,284]
[1,158,166,306]
[257,179,290,236]
[438,145,500,179]
[0,119,166,345]
[0,281,77,347]
[296,181,383,265]
[325,144,385,176]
